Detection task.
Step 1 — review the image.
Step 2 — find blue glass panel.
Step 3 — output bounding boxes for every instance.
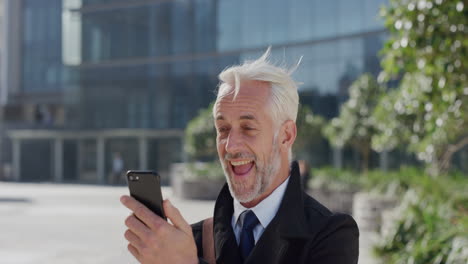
[289,0,315,42]
[315,61,340,94]
[148,3,172,57]
[364,0,387,30]
[363,32,386,75]
[265,0,289,45]
[294,59,317,92]
[217,0,242,51]
[169,62,191,129]
[149,64,171,129]
[338,0,365,35]
[312,0,339,39]
[170,0,193,54]
[339,37,364,59]
[82,0,141,5]
[240,0,266,48]
[194,0,216,52]
[193,58,218,106]
[21,0,64,92]
[82,7,151,62]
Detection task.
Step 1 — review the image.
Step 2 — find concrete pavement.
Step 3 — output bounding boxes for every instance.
[0,182,378,263]
[0,182,214,264]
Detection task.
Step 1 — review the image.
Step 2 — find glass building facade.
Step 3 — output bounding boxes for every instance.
[61,0,388,129]
[21,0,68,92]
[5,0,404,183]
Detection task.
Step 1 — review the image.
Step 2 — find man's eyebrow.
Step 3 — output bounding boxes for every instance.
[240,114,256,121]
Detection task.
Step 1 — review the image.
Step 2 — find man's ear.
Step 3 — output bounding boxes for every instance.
[280,120,297,150]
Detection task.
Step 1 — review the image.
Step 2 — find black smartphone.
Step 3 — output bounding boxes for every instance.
[126,170,166,220]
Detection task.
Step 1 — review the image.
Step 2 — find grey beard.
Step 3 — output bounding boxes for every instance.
[221,138,281,203]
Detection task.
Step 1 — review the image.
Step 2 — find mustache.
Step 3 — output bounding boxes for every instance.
[224,152,256,161]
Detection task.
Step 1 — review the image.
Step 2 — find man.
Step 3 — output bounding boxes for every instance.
[110,152,124,185]
[120,49,359,264]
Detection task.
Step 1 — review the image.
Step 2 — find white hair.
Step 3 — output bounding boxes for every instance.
[214,47,301,161]
[216,47,300,124]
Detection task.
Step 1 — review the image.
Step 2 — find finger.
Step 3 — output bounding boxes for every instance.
[163,199,191,235]
[128,244,143,263]
[125,214,151,241]
[124,229,145,250]
[121,195,166,231]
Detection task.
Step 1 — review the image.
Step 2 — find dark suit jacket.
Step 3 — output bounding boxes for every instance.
[192,161,359,264]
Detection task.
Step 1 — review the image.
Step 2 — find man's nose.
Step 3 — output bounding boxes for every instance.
[225,130,243,154]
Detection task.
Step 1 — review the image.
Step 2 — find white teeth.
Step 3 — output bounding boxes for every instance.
[230,160,252,166]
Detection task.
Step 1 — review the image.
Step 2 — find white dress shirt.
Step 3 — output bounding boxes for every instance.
[231,176,290,245]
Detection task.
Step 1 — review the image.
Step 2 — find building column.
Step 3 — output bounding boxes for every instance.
[333,146,343,169]
[1,0,23,103]
[76,139,83,181]
[138,137,148,170]
[12,138,20,181]
[97,137,105,184]
[53,138,64,182]
[379,150,389,172]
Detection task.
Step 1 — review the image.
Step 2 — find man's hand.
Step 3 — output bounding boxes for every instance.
[120,195,198,264]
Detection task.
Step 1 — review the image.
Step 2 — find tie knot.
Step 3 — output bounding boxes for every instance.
[242,210,259,231]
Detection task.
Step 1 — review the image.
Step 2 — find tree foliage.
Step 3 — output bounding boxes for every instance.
[294,105,327,165]
[324,73,384,171]
[374,0,468,173]
[184,103,217,161]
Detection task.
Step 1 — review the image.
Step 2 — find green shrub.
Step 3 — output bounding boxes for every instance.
[183,103,225,181]
[294,105,329,166]
[309,166,467,263]
[311,166,467,198]
[184,103,217,162]
[309,167,362,191]
[184,161,225,181]
[323,73,384,171]
[374,190,468,264]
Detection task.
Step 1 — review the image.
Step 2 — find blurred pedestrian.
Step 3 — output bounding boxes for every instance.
[110,152,124,185]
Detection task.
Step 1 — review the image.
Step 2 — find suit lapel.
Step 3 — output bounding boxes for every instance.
[246,161,311,264]
[245,221,289,264]
[276,161,312,238]
[213,184,243,264]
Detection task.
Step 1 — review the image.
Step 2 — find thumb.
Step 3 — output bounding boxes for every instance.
[163,199,192,235]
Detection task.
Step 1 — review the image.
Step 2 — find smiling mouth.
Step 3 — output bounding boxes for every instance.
[230,160,255,176]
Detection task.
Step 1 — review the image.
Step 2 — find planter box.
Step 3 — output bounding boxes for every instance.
[307,187,357,215]
[170,163,225,200]
[352,192,397,232]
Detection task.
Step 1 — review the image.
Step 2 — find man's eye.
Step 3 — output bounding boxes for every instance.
[243,126,255,131]
[218,127,229,133]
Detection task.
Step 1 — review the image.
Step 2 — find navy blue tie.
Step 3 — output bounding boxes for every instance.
[239,210,259,261]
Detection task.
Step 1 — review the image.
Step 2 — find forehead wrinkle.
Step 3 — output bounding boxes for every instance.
[216,104,262,119]
[214,90,271,123]
[215,110,259,121]
[215,112,265,127]
[216,96,266,110]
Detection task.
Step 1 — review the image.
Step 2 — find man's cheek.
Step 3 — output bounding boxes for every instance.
[217,138,227,148]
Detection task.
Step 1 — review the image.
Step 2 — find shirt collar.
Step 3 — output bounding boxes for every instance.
[233,176,290,229]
